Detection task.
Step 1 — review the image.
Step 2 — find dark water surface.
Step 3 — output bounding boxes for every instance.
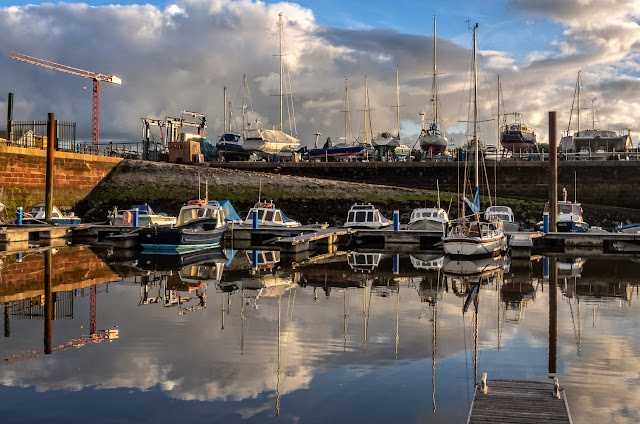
[1,245,639,423]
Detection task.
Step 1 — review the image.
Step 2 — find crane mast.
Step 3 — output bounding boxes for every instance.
[10,51,122,146]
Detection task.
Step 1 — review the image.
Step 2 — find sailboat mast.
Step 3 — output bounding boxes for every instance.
[345,78,349,144]
[242,74,247,139]
[364,75,369,144]
[577,71,581,135]
[473,23,479,191]
[228,101,232,134]
[433,18,438,126]
[497,74,501,145]
[278,12,284,132]
[396,67,400,138]
[223,86,227,133]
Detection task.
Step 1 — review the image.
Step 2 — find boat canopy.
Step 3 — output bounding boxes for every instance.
[210,200,242,223]
[258,129,300,144]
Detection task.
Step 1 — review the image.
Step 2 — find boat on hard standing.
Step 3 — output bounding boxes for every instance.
[21,203,81,225]
[500,114,537,153]
[559,71,632,154]
[418,18,448,158]
[138,200,228,250]
[108,204,176,227]
[242,201,301,228]
[344,203,391,229]
[441,23,507,258]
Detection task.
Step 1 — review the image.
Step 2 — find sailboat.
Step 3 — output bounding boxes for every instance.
[418,18,448,158]
[559,71,632,154]
[442,23,507,257]
[217,79,250,160]
[243,13,300,158]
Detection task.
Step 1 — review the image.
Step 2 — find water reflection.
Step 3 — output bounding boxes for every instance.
[1,247,640,423]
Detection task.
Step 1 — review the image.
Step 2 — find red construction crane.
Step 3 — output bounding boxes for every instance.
[10,51,122,146]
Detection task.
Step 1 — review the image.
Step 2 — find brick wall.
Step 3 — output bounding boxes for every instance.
[0,145,121,215]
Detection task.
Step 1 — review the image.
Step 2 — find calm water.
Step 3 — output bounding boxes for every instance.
[1,245,640,423]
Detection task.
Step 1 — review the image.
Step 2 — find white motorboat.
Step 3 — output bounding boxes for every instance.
[242,201,301,228]
[484,206,520,233]
[344,203,391,229]
[407,208,449,233]
[108,204,176,227]
[441,24,507,257]
[534,189,589,233]
[410,254,444,271]
[21,203,81,225]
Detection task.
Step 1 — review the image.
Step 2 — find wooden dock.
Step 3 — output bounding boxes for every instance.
[468,377,572,423]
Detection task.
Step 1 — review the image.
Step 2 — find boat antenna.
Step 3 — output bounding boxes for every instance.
[437,179,441,209]
[258,177,262,202]
[205,176,208,202]
[574,171,577,203]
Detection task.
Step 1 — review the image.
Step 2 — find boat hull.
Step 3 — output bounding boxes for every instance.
[303,146,363,160]
[535,220,589,232]
[22,217,81,225]
[500,130,536,153]
[406,219,447,233]
[139,224,228,251]
[442,235,507,257]
[109,215,176,227]
[418,132,447,156]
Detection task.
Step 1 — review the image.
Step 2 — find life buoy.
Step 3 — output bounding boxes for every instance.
[188,199,206,206]
[123,211,133,226]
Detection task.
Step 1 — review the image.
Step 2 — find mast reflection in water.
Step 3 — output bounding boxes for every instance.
[1,247,640,423]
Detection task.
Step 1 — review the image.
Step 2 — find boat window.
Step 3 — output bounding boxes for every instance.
[178,208,198,226]
[558,204,572,214]
[356,211,367,222]
[356,255,367,265]
[572,205,580,215]
[257,209,265,220]
[265,210,275,222]
[264,252,274,262]
[348,212,355,222]
[368,212,374,222]
[274,211,282,223]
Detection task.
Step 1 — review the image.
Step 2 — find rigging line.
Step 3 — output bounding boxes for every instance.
[477,45,497,142]
[480,148,493,207]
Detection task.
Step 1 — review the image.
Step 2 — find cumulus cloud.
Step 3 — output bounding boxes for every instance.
[0,0,638,148]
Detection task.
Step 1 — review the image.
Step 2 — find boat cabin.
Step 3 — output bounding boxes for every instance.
[484,206,515,222]
[410,208,448,222]
[344,203,391,229]
[176,200,225,228]
[347,252,382,272]
[544,202,583,217]
[243,201,301,227]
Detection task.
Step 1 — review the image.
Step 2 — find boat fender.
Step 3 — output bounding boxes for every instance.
[123,211,133,226]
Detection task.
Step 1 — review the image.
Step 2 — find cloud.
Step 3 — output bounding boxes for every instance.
[0,0,638,149]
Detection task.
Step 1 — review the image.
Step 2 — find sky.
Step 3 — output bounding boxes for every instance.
[1,0,639,147]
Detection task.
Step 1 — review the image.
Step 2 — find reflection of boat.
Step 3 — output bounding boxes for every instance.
[347,252,383,272]
[410,254,444,270]
[557,257,587,279]
[344,203,391,229]
[22,203,81,225]
[107,204,176,227]
[139,200,228,250]
[138,246,228,270]
[443,255,509,278]
[246,250,281,270]
[242,201,301,228]
[500,279,536,303]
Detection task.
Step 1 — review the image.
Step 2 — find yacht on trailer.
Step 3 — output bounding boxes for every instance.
[559,71,632,154]
[418,18,448,158]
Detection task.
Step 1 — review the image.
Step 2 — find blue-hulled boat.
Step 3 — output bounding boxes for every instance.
[139,200,228,250]
[217,133,249,160]
[21,203,81,225]
[535,201,589,232]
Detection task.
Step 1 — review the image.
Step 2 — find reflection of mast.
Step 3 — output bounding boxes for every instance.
[241,289,245,354]
[276,295,281,416]
[343,288,350,351]
[395,287,400,359]
[473,304,478,385]
[432,296,437,414]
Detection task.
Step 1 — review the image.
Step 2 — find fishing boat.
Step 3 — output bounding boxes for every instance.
[243,14,300,158]
[535,188,589,232]
[242,201,301,227]
[21,203,81,225]
[138,200,228,250]
[559,71,632,154]
[107,204,176,227]
[484,206,520,233]
[418,19,448,158]
[344,203,391,229]
[442,24,507,257]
